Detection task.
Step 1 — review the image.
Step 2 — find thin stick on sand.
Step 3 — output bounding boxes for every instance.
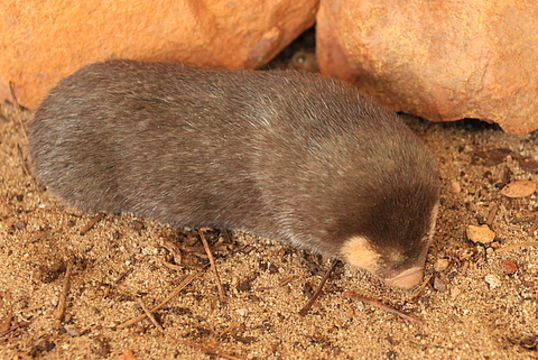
[116,273,197,329]
[54,260,73,327]
[136,297,244,360]
[496,241,538,253]
[136,298,164,331]
[199,230,226,300]
[343,291,423,325]
[485,203,499,226]
[171,336,246,360]
[409,274,433,302]
[298,260,338,316]
[79,213,105,235]
[16,144,31,177]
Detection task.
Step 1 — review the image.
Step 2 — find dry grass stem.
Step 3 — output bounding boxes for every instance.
[116,273,197,329]
[486,203,499,226]
[298,260,337,316]
[171,335,245,360]
[136,298,164,331]
[79,213,105,235]
[496,241,538,253]
[135,295,244,360]
[343,291,423,325]
[199,230,226,300]
[409,274,433,302]
[54,260,73,328]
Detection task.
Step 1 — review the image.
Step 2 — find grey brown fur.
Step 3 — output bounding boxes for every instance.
[29,59,439,280]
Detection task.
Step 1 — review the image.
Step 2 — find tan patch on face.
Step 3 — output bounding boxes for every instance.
[340,235,380,273]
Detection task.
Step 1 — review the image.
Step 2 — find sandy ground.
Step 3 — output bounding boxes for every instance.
[1,40,537,359]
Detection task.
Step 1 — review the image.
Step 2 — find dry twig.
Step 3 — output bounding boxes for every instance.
[121,274,243,360]
[160,258,184,271]
[16,144,31,177]
[485,203,499,226]
[278,275,299,287]
[54,260,73,328]
[136,298,164,331]
[298,259,337,316]
[199,230,226,300]
[79,213,105,235]
[343,291,423,325]
[496,241,538,253]
[136,296,244,360]
[116,273,197,329]
[530,217,538,234]
[171,335,245,360]
[409,274,433,302]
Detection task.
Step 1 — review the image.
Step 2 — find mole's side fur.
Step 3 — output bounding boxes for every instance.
[29,59,440,289]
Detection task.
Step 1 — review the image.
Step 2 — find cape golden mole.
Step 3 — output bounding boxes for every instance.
[29,60,440,289]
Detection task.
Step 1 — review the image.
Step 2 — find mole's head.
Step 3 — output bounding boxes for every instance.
[339,182,440,290]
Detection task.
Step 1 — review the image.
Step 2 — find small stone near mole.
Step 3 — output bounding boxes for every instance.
[141,247,158,256]
[490,241,501,249]
[500,180,536,198]
[434,258,449,272]
[500,259,518,275]
[467,224,496,244]
[64,324,80,336]
[450,287,461,298]
[433,276,447,292]
[450,180,461,194]
[14,221,27,230]
[484,275,501,289]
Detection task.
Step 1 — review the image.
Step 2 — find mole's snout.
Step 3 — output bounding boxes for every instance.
[384,266,424,289]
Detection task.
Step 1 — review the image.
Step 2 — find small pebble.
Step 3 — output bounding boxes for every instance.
[64,324,80,336]
[484,274,502,289]
[132,220,146,233]
[434,258,449,272]
[500,259,518,275]
[467,224,496,244]
[450,180,461,194]
[490,241,501,249]
[345,306,354,320]
[141,247,158,256]
[14,221,27,230]
[231,276,240,289]
[237,308,248,317]
[450,287,461,298]
[500,180,536,198]
[118,350,137,360]
[433,276,447,292]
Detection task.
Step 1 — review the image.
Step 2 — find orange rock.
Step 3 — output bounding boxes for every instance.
[0,0,318,109]
[466,224,496,244]
[317,0,538,135]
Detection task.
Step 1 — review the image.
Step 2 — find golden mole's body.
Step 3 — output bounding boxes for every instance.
[29,60,440,289]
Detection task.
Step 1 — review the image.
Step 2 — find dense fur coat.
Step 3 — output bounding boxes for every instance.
[29,60,439,283]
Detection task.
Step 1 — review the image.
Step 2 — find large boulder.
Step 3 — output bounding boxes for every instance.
[0,0,318,109]
[317,0,538,135]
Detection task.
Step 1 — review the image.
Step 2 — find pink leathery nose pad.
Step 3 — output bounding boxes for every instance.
[384,266,424,289]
